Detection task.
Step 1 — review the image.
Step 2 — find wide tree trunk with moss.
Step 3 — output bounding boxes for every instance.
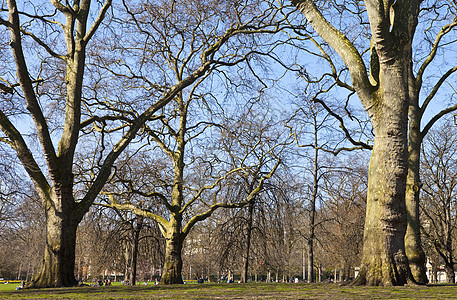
[292,0,421,285]
[160,213,185,284]
[355,87,410,285]
[30,190,80,287]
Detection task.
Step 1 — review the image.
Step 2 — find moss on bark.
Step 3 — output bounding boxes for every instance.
[27,207,79,288]
[160,234,184,284]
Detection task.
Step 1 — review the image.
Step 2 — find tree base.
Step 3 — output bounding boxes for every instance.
[351,252,415,286]
[25,275,78,289]
[409,262,428,285]
[160,278,184,285]
[25,220,79,288]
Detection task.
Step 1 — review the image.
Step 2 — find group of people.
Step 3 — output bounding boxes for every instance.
[289,277,300,284]
[15,281,25,290]
[93,278,111,287]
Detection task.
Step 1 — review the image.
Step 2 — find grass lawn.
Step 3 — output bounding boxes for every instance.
[0,282,22,291]
[0,282,456,299]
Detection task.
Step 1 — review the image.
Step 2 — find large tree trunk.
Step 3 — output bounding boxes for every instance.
[160,214,184,284]
[354,136,410,285]
[27,194,79,288]
[353,64,412,286]
[404,104,428,284]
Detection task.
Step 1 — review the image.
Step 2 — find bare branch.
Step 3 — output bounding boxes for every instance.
[421,65,457,115]
[292,0,374,107]
[97,194,170,236]
[182,158,281,236]
[83,0,112,43]
[417,17,457,85]
[6,0,59,173]
[0,110,51,203]
[312,98,372,151]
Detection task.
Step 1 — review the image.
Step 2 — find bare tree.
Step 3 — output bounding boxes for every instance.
[0,0,112,287]
[420,120,457,283]
[101,92,283,284]
[86,0,292,284]
[319,156,368,281]
[287,98,346,282]
[0,0,286,287]
[289,0,457,285]
[401,2,457,284]
[288,0,457,284]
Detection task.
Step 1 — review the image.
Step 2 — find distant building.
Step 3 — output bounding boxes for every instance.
[426,259,455,283]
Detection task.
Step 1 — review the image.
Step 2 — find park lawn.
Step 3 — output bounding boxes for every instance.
[0,283,22,291]
[0,283,456,299]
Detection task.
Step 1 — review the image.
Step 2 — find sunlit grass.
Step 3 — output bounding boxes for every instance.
[0,282,22,291]
[0,282,456,299]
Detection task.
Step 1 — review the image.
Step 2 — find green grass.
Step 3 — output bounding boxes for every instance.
[0,282,457,299]
[0,282,22,291]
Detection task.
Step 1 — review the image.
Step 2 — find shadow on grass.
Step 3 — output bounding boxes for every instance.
[1,282,457,299]
[1,284,235,299]
[6,284,191,294]
[427,283,456,287]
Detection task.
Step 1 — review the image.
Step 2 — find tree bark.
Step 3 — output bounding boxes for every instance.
[445,263,455,284]
[27,193,79,288]
[351,54,415,285]
[160,214,184,284]
[307,138,318,283]
[353,90,410,285]
[307,237,314,283]
[354,139,409,285]
[123,239,131,283]
[404,103,428,284]
[308,113,319,282]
